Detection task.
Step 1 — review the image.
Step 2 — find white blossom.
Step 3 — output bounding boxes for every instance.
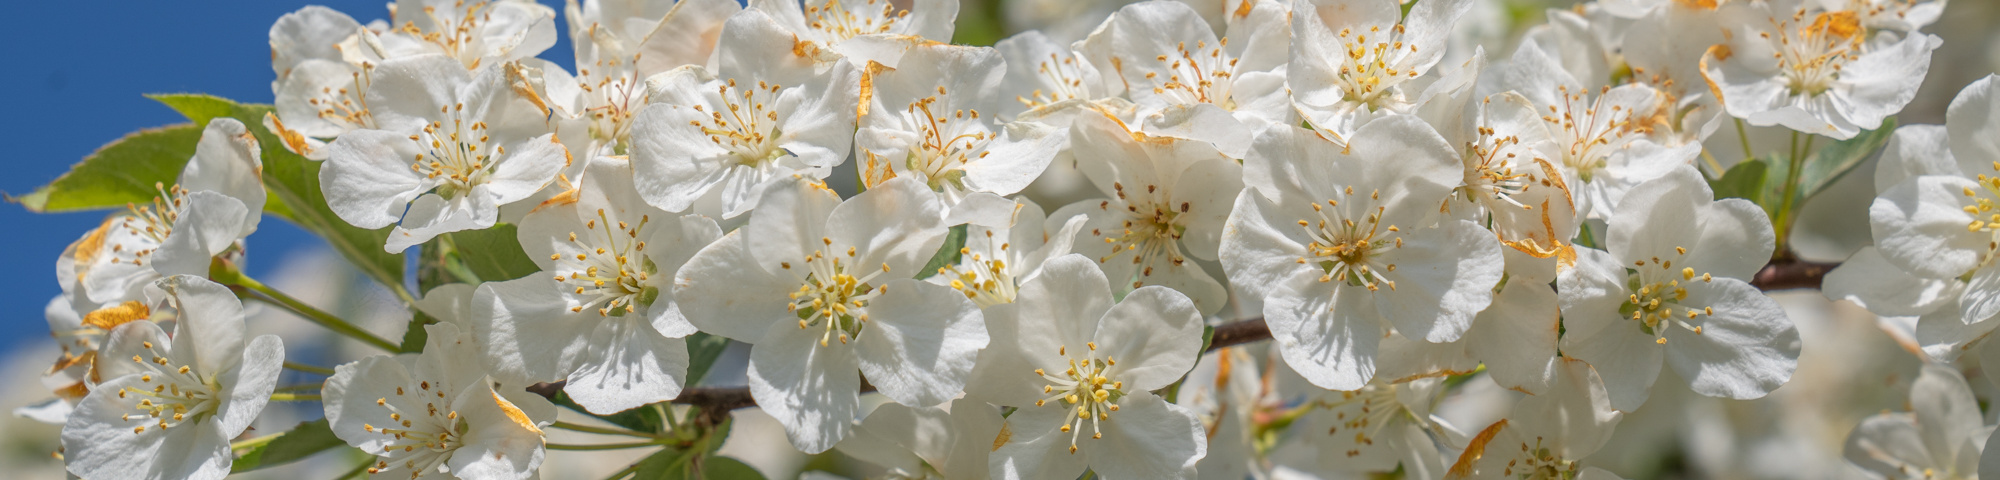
[321,54,568,252]
[471,156,718,414]
[1221,117,1503,390]
[675,176,987,453]
[60,276,284,480]
[629,10,860,218]
[1558,165,1797,411]
[966,254,1208,480]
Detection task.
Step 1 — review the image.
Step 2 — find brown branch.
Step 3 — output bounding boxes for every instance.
[527,258,1841,419]
[1206,317,1272,352]
[1750,257,1838,291]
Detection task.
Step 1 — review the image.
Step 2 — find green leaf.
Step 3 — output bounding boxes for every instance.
[443,223,540,282]
[684,333,731,388]
[398,309,437,353]
[700,456,766,480]
[1798,117,1896,201]
[15,124,201,212]
[634,447,697,480]
[551,391,666,434]
[148,93,237,127]
[1198,325,1215,353]
[917,224,969,280]
[230,419,354,472]
[146,94,410,302]
[1710,159,1769,205]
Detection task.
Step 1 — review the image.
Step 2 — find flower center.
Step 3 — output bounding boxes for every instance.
[575,60,644,153]
[1093,183,1192,287]
[1501,435,1580,480]
[554,210,655,317]
[1018,52,1091,110]
[361,378,466,479]
[783,239,892,347]
[899,91,991,195]
[97,183,191,269]
[1460,127,1536,207]
[804,0,905,43]
[692,79,790,168]
[1621,247,1718,345]
[305,67,377,131]
[1774,11,1863,97]
[410,108,500,199]
[1032,342,1124,454]
[402,1,500,68]
[1331,24,1421,110]
[1317,384,1407,458]
[1296,188,1402,292]
[941,232,1019,308]
[1142,38,1238,109]
[117,344,219,436]
[1543,86,1643,183]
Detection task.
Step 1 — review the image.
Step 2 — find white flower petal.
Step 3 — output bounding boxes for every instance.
[1094,286,1204,391]
[747,320,863,454]
[854,279,987,408]
[1663,278,1798,401]
[1870,175,1989,279]
[564,318,690,414]
[1267,268,1384,390]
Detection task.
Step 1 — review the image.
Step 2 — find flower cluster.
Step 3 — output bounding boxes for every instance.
[21,0,2000,478]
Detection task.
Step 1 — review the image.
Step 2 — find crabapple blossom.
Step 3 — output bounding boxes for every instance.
[965,254,1207,480]
[1842,363,1989,480]
[1700,0,1939,139]
[60,276,284,480]
[1287,0,1473,144]
[1220,117,1504,390]
[675,176,986,453]
[856,43,1063,225]
[321,54,567,252]
[326,322,555,480]
[748,0,958,68]
[61,118,266,313]
[629,10,860,218]
[471,156,719,414]
[1077,0,1292,157]
[1558,165,1797,411]
[1055,110,1241,315]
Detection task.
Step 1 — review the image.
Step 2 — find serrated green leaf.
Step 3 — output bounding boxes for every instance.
[230,419,353,472]
[917,224,969,280]
[1799,117,1896,201]
[15,124,201,212]
[685,333,731,388]
[700,456,766,480]
[443,223,539,283]
[1711,159,1769,205]
[147,94,410,302]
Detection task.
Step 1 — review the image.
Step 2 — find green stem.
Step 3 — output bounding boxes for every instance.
[227,274,399,352]
[274,383,324,393]
[551,421,657,439]
[230,431,285,451]
[1734,117,1755,160]
[546,440,669,451]
[339,458,375,479]
[270,393,322,402]
[601,462,642,480]
[1774,132,1810,257]
[1700,149,1727,178]
[283,361,336,376]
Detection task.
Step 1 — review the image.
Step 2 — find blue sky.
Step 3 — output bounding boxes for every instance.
[0,1,576,354]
